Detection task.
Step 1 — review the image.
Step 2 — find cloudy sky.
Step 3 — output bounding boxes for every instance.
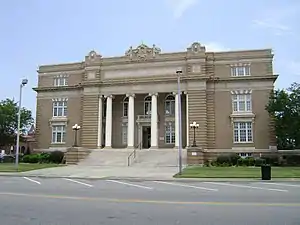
[0,0,299,115]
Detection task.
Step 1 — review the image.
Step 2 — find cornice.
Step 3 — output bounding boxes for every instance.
[33,85,83,92]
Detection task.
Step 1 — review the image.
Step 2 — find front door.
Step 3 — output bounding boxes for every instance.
[142,126,151,149]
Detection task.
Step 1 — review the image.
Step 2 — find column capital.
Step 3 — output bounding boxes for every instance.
[172,91,182,95]
[184,91,188,95]
[98,94,104,98]
[126,93,135,98]
[104,95,114,99]
[148,92,158,97]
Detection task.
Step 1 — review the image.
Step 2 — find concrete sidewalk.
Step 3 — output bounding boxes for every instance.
[0,165,300,182]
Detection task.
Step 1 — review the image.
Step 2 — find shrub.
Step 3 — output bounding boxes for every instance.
[254,158,266,167]
[49,151,64,164]
[216,153,240,166]
[261,156,279,166]
[39,152,50,163]
[237,157,255,166]
[22,154,40,163]
[283,155,300,166]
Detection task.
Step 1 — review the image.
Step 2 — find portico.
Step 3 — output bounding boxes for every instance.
[96,92,188,149]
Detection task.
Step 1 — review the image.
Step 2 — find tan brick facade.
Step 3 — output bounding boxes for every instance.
[33,42,277,154]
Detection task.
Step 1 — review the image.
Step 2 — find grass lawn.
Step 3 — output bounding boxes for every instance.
[0,163,64,172]
[174,166,300,178]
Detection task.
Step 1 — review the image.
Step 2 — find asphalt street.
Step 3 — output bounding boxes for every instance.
[0,177,300,225]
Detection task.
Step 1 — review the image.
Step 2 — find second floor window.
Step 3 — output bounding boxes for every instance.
[123,97,129,117]
[54,77,68,86]
[232,94,252,113]
[53,101,67,117]
[165,95,175,116]
[144,96,152,115]
[231,65,250,76]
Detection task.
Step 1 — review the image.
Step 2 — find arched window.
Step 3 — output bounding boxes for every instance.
[165,94,175,115]
[144,96,152,115]
[123,96,129,117]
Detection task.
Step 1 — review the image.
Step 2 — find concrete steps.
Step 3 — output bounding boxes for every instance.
[134,148,187,168]
[78,149,133,166]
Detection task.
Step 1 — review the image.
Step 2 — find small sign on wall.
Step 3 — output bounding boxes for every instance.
[159,137,164,141]
[191,152,197,156]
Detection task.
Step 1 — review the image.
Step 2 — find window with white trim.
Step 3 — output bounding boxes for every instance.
[231,65,250,76]
[233,122,253,143]
[123,97,129,117]
[53,100,67,117]
[232,94,252,113]
[54,77,68,86]
[239,153,252,158]
[165,95,175,116]
[52,125,66,143]
[144,96,152,115]
[165,122,175,144]
[122,126,127,145]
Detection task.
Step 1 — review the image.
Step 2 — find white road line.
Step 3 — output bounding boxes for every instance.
[258,182,300,188]
[204,182,288,192]
[63,178,93,187]
[153,181,218,192]
[106,180,153,190]
[23,177,41,185]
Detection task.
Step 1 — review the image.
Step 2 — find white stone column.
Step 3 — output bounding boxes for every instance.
[105,95,113,148]
[127,94,135,148]
[185,92,189,147]
[97,95,103,148]
[150,93,158,149]
[174,92,180,147]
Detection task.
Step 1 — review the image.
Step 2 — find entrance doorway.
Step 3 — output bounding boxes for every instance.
[142,126,151,149]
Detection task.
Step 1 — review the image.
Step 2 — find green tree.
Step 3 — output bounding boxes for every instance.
[266,82,300,150]
[0,98,34,148]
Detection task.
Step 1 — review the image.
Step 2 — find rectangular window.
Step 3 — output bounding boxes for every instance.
[233,122,253,143]
[123,102,128,117]
[232,94,252,113]
[144,102,151,115]
[231,65,251,76]
[53,101,68,117]
[165,101,175,116]
[165,122,175,144]
[52,125,66,143]
[122,126,127,145]
[239,153,252,158]
[54,77,68,86]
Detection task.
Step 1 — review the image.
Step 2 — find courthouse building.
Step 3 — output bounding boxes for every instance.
[34,42,277,153]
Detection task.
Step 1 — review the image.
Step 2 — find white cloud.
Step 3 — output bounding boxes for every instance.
[165,0,198,19]
[252,4,299,36]
[204,42,229,52]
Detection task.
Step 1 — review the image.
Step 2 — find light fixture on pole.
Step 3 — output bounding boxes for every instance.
[190,121,199,147]
[15,78,28,169]
[72,124,81,147]
[176,69,183,175]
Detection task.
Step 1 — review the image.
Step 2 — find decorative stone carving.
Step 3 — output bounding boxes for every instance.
[125,44,161,61]
[187,42,205,54]
[87,50,101,61]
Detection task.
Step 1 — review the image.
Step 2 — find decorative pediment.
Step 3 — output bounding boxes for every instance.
[125,44,161,61]
[187,42,205,54]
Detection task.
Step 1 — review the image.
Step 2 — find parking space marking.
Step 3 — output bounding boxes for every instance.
[63,178,93,187]
[204,182,288,192]
[258,182,300,188]
[23,177,41,185]
[153,181,218,192]
[106,180,153,190]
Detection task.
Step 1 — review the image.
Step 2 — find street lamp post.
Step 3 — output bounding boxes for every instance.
[176,69,183,175]
[72,124,81,147]
[15,79,28,169]
[190,121,199,147]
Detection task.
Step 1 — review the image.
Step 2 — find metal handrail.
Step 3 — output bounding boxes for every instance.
[127,142,142,166]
